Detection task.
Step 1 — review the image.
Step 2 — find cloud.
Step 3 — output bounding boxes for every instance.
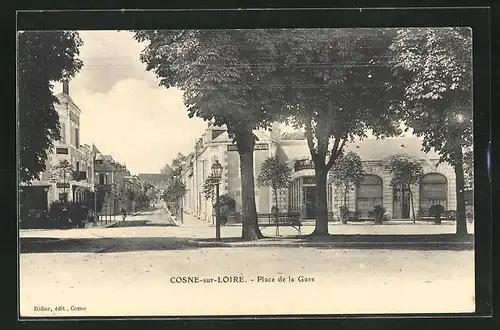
[70,78,207,174]
[56,30,160,94]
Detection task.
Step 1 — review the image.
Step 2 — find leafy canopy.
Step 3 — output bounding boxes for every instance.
[388,27,473,166]
[51,160,75,182]
[163,177,187,204]
[257,156,292,190]
[277,28,401,170]
[328,151,365,188]
[202,174,220,200]
[18,31,83,183]
[389,156,424,189]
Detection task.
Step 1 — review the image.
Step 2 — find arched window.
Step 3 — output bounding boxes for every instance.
[356,175,383,217]
[419,173,448,211]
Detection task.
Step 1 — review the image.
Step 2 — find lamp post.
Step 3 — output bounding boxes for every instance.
[211,159,223,241]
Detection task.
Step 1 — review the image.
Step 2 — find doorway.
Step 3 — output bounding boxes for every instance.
[393,188,411,219]
[304,186,317,219]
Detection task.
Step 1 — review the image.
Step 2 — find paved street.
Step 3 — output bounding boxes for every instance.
[19,207,475,317]
[20,204,474,241]
[20,246,474,317]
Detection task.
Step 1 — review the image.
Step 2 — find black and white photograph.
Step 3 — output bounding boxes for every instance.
[17,12,480,318]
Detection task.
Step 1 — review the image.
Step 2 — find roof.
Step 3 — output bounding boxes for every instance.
[94,161,116,172]
[210,129,271,144]
[279,140,310,161]
[92,144,101,155]
[212,131,231,143]
[55,93,82,113]
[343,136,441,161]
[276,136,440,163]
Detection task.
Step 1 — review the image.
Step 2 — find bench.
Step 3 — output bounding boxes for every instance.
[257,212,301,236]
[417,210,457,221]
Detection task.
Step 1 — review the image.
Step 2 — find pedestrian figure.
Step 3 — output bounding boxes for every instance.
[121,208,127,222]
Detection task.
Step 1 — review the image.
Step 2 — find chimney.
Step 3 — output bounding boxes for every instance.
[62,79,69,95]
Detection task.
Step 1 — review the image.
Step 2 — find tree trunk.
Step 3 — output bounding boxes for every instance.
[274,187,279,236]
[239,148,264,240]
[311,167,329,236]
[454,146,468,236]
[341,184,349,224]
[344,185,348,207]
[409,185,416,224]
[274,188,279,212]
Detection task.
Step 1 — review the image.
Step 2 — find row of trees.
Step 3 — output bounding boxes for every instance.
[134,28,472,239]
[18,29,471,239]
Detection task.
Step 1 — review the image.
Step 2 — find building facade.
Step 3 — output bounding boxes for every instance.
[179,123,457,222]
[94,153,131,215]
[287,138,456,220]
[20,81,95,220]
[180,124,275,222]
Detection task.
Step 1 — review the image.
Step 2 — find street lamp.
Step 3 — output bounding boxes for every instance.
[211,159,223,241]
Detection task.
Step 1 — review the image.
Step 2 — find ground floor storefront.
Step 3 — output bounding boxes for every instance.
[287,158,456,221]
[19,181,93,228]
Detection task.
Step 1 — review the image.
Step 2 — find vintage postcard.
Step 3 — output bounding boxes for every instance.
[18,23,477,318]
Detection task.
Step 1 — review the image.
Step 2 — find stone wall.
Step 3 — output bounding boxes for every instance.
[329,157,457,218]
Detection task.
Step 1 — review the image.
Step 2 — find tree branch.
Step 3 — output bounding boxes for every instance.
[326,135,348,169]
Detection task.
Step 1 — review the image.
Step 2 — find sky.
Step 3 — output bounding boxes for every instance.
[53,31,207,175]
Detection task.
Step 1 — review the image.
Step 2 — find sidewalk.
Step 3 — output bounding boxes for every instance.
[178,212,212,227]
[86,210,145,228]
[161,204,211,227]
[186,233,474,250]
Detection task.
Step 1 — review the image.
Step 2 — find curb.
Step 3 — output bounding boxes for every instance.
[185,239,474,250]
[162,206,181,226]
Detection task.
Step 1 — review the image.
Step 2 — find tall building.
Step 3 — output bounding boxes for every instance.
[180,123,457,221]
[20,80,95,222]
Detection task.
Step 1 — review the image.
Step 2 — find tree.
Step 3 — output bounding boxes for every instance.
[134,30,283,240]
[329,151,365,209]
[257,156,292,214]
[18,31,83,183]
[389,27,472,236]
[389,156,424,223]
[51,160,75,199]
[160,163,173,176]
[163,177,187,215]
[171,153,187,170]
[277,28,401,235]
[202,174,219,201]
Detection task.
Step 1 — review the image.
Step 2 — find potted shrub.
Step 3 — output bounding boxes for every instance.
[373,205,386,224]
[213,195,236,226]
[429,204,445,224]
[339,205,349,224]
